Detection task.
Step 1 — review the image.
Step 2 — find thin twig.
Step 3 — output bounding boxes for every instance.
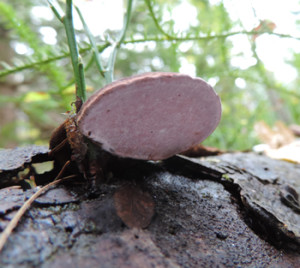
[144,0,174,40]
[118,0,134,45]
[106,0,133,83]
[0,42,109,78]
[47,0,64,22]
[75,5,108,82]
[55,160,71,180]
[63,0,86,102]
[0,30,298,79]
[48,138,68,157]
[47,0,87,102]
[123,31,300,43]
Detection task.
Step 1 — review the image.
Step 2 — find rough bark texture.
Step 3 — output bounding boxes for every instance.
[0,146,299,268]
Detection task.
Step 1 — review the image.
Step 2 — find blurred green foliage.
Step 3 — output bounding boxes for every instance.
[0,0,299,150]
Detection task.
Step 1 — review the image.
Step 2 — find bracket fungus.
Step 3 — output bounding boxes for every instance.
[76,72,222,160]
[49,71,222,181]
[48,72,222,228]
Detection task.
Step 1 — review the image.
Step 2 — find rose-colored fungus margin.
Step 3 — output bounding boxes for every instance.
[77,72,222,160]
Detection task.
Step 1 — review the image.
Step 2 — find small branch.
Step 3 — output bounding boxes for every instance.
[63,0,86,102]
[106,0,134,83]
[47,0,64,22]
[106,43,118,83]
[0,43,109,78]
[118,0,134,45]
[123,31,300,43]
[0,30,299,79]
[75,5,108,82]
[78,56,86,102]
[144,0,174,40]
[47,0,87,102]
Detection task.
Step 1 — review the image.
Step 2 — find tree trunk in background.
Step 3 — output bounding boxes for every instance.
[0,25,18,148]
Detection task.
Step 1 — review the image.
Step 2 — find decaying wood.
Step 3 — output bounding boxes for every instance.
[0,146,49,187]
[0,146,299,267]
[0,175,75,252]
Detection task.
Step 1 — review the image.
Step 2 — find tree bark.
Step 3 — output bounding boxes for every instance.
[0,146,299,267]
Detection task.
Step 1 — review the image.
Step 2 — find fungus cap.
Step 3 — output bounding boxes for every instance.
[77,72,222,160]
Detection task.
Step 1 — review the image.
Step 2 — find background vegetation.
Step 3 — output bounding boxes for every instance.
[0,0,299,150]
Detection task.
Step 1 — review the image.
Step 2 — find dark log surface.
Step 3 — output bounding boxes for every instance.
[0,146,299,268]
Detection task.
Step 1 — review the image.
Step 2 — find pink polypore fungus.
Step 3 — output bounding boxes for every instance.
[77,72,222,160]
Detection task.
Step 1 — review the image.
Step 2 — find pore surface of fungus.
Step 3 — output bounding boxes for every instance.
[77,72,221,160]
